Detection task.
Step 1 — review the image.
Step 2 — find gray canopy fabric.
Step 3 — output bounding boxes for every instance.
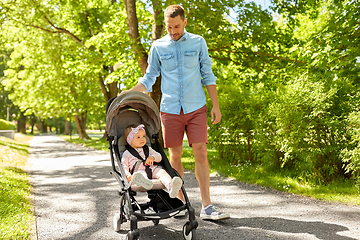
[106,91,161,138]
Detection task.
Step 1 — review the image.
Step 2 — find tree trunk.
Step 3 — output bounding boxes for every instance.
[74,112,91,139]
[30,114,36,134]
[150,0,164,146]
[124,0,149,75]
[42,119,48,133]
[99,72,119,103]
[148,0,164,109]
[64,119,71,135]
[17,111,27,134]
[124,0,165,146]
[58,118,61,134]
[123,0,164,108]
[151,0,164,42]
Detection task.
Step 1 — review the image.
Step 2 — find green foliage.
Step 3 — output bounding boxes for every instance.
[1,0,111,122]
[0,119,15,130]
[84,1,146,89]
[269,74,349,183]
[207,0,360,185]
[341,111,360,183]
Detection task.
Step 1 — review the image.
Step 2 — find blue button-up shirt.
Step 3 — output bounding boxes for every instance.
[139,31,217,114]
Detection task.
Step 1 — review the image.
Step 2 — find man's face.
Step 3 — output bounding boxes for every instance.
[165,15,187,41]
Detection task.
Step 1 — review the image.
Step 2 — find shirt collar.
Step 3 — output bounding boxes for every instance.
[168,29,189,43]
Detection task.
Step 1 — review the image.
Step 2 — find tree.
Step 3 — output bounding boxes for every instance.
[0,0,119,138]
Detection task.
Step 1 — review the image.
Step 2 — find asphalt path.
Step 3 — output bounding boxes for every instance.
[28,135,360,240]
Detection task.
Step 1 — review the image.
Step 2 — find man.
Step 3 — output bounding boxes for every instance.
[126,4,229,220]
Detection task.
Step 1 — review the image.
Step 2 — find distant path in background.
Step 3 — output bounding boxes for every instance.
[28,135,360,240]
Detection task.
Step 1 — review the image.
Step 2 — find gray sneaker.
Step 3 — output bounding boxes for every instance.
[131,172,153,190]
[200,205,230,220]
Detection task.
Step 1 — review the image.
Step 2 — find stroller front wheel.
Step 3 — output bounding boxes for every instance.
[183,223,196,240]
[126,230,140,240]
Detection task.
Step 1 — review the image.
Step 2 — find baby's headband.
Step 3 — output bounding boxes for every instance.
[127,124,145,145]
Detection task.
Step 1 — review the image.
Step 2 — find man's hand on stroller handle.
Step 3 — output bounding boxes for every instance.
[145,156,155,166]
[120,83,146,95]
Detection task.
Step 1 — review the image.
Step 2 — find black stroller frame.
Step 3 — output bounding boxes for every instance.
[106,92,198,240]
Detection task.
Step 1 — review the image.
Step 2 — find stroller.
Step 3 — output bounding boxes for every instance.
[106,91,198,240]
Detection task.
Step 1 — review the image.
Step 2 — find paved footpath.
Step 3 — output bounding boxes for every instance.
[28,135,360,240]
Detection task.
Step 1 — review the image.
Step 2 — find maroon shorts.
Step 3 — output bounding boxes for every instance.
[160,105,208,148]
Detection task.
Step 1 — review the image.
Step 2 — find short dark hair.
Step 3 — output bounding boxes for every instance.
[164,5,185,20]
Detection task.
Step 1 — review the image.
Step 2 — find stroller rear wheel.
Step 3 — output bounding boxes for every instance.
[113,213,122,232]
[113,192,130,232]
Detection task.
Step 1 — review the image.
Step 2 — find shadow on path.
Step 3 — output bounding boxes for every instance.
[205,216,354,240]
[29,135,360,240]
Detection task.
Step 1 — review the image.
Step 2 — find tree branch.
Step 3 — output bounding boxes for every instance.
[10,15,84,46]
[43,15,84,45]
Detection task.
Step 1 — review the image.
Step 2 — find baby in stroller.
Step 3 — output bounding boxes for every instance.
[122,124,183,198]
[107,91,198,240]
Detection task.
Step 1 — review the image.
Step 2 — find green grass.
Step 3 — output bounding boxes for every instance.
[62,132,109,151]
[65,133,360,206]
[0,134,34,239]
[205,150,360,206]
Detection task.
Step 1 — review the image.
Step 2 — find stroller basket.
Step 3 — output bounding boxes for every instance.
[106,91,198,240]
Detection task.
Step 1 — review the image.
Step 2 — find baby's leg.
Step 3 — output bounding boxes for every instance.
[153,168,182,198]
[153,168,172,190]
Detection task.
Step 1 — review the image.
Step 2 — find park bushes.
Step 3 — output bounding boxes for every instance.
[209,69,360,185]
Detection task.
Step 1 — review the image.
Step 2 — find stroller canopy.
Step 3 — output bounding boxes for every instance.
[106,91,161,138]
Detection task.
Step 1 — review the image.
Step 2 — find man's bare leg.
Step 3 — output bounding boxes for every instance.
[192,142,211,208]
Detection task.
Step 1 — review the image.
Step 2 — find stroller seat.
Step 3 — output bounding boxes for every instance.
[117,135,166,192]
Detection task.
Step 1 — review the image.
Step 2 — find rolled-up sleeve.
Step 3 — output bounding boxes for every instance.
[199,37,217,86]
[139,45,161,92]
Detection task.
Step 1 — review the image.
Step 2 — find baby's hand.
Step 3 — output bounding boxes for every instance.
[145,156,155,166]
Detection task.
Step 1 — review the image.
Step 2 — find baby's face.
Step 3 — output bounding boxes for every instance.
[131,129,146,149]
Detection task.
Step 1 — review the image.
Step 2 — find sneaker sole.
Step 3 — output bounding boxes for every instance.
[169,177,183,198]
[200,213,230,220]
[132,173,153,190]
